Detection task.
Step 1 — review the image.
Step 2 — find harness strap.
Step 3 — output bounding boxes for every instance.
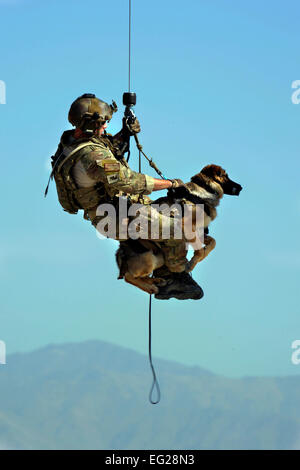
[57,142,104,173]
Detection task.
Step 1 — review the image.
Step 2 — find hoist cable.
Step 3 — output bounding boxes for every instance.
[128,0,132,92]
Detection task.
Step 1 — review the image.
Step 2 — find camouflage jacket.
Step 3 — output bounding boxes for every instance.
[52,130,154,222]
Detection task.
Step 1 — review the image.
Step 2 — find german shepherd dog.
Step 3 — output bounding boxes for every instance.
[115,165,242,295]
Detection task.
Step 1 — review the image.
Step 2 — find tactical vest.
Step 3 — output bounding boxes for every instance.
[52,141,107,215]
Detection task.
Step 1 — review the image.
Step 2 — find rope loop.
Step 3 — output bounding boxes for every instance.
[148,295,161,404]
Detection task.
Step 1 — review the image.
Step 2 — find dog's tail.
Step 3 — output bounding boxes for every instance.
[115,245,128,279]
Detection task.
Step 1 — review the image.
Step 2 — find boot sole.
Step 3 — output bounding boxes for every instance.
[155,289,204,301]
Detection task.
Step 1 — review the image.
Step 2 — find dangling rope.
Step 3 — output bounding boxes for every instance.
[127,0,161,404]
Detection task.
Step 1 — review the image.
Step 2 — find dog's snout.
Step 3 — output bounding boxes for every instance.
[223,179,243,196]
[232,184,242,196]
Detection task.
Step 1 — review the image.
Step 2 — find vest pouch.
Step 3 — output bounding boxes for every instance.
[53,171,79,214]
[73,184,107,210]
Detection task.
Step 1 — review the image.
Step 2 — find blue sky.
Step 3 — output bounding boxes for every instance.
[0,0,300,378]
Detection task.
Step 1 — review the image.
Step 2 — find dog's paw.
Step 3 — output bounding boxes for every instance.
[185,248,206,272]
[152,277,168,287]
[185,262,193,273]
[149,284,160,294]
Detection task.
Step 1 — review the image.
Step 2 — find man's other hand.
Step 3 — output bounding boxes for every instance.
[123,117,141,135]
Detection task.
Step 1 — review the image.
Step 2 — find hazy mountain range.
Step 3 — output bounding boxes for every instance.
[0,340,299,450]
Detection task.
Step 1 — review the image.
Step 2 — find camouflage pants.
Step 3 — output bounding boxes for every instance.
[88,198,189,273]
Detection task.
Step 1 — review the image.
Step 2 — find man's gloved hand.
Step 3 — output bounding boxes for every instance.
[123,117,141,136]
[169,178,185,188]
[167,179,190,199]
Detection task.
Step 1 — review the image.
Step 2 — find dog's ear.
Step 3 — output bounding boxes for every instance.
[201,164,225,178]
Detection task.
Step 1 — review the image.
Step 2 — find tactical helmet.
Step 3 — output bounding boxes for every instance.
[68,93,118,130]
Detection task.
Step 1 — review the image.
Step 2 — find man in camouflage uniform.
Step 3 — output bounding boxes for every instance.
[51,93,203,300]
